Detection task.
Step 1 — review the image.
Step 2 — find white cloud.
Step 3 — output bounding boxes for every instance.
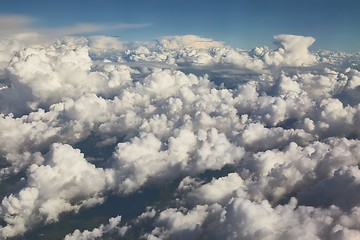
[273,34,318,66]
[88,35,123,55]
[0,14,149,46]
[122,34,319,71]
[298,166,360,210]
[1,33,360,239]
[0,14,37,36]
[42,22,150,38]
[146,205,222,240]
[64,215,128,240]
[0,144,114,238]
[243,138,360,203]
[187,173,245,205]
[158,35,224,50]
[1,41,134,115]
[0,38,24,69]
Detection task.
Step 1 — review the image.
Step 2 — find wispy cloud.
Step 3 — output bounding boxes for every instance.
[0,14,150,40]
[0,14,37,35]
[41,22,151,36]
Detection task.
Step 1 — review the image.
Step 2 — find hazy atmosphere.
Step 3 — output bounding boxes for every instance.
[0,0,360,239]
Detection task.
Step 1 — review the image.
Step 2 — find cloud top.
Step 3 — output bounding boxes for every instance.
[158,35,224,49]
[0,33,360,239]
[273,34,317,66]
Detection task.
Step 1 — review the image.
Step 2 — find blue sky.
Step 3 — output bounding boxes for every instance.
[1,0,359,51]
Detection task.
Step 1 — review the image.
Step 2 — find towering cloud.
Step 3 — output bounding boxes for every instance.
[272,34,317,66]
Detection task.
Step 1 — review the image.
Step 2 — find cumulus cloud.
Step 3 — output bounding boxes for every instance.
[0,41,134,115]
[88,35,123,55]
[146,204,222,240]
[112,127,245,193]
[0,144,114,238]
[121,34,319,71]
[158,35,224,50]
[186,173,245,205]
[64,215,128,240]
[1,33,360,239]
[272,34,317,66]
[0,38,24,69]
[150,165,360,239]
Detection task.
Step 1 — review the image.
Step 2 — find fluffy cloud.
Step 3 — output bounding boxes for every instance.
[0,144,114,238]
[0,42,134,115]
[272,34,317,66]
[112,127,245,193]
[88,35,123,56]
[146,204,222,240]
[298,166,360,210]
[242,138,360,203]
[64,215,128,240]
[212,197,340,240]
[1,33,360,239]
[157,35,224,50]
[0,38,24,69]
[149,164,360,239]
[122,34,319,71]
[186,173,245,205]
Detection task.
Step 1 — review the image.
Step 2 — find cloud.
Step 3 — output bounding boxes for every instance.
[88,35,124,55]
[64,215,128,240]
[273,34,318,66]
[0,14,150,45]
[0,14,37,36]
[1,33,360,239]
[0,144,115,238]
[150,165,360,239]
[41,22,151,37]
[298,166,360,210]
[146,205,222,240]
[0,38,24,68]
[186,173,245,205]
[0,41,134,115]
[157,35,224,49]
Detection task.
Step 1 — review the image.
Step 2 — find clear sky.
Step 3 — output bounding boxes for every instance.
[1,0,359,51]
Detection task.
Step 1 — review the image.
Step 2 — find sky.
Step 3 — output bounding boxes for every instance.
[2,1,360,239]
[0,0,359,51]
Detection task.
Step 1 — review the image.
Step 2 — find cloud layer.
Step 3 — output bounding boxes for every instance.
[0,33,360,239]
